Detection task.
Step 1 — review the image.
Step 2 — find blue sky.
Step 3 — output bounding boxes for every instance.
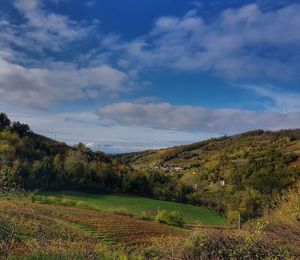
[1,0,300,153]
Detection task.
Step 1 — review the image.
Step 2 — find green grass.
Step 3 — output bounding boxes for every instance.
[36,191,224,225]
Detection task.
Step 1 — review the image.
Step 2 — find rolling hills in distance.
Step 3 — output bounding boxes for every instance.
[0,113,299,258]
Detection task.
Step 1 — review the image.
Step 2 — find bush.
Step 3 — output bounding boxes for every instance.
[226,210,239,226]
[46,196,61,204]
[36,195,47,204]
[59,199,76,207]
[155,210,185,227]
[76,201,95,210]
[35,195,61,204]
[141,210,152,221]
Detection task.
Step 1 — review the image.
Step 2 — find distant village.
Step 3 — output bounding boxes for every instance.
[153,164,226,187]
[153,165,184,173]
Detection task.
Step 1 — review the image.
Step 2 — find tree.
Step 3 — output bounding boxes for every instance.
[0,113,10,130]
[11,122,30,136]
[29,157,54,189]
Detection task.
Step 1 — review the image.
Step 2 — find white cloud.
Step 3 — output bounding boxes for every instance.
[0,0,135,109]
[0,0,98,61]
[242,84,300,113]
[0,57,131,109]
[98,101,300,133]
[109,4,300,81]
[13,0,91,47]
[6,109,207,153]
[85,142,95,148]
[2,2,299,110]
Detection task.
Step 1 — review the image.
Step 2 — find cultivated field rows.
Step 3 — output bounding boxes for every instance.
[0,199,186,257]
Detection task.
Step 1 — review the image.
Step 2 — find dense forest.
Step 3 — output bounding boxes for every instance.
[1,112,300,223]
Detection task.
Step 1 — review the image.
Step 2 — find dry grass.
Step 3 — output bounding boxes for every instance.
[0,198,186,258]
[258,183,300,254]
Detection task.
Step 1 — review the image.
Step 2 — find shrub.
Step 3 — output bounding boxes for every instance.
[155,210,185,227]
[46,196,61,204]
[60,199,76,207]
[36,195,47,204]
[226,210,239,226]
[141,210,152,221]
[35,195,60,204]
[76,201,95,210]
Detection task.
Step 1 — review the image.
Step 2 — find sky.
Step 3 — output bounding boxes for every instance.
[1,0,300,153]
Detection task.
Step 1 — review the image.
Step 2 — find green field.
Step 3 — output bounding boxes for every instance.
[37,192,224,225]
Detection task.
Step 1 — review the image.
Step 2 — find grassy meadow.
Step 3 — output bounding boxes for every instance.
[36,192,225,225]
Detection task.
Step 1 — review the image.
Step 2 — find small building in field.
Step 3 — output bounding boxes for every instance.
[219,179,226,186]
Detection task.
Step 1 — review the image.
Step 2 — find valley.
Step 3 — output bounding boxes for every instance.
[0,113,300,258]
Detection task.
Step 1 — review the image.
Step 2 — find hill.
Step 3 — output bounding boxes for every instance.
[120,129,300,170]
[0,112,138,193]
[120,129,300,221]
[1,111,299,222]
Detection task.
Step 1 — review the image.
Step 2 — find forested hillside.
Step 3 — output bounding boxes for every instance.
[0,113,136,193]
[120,130,300,221]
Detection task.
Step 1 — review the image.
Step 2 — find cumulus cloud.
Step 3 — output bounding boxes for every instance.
[0,0,95,59]
[11,0,93,51]
[98,101,300,133]
[109,4,300,81]
[1,2,300,110]
[0,57,130,109]
[0,0,134,109]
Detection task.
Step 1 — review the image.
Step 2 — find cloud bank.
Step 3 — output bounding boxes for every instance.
[98,101,300,133]
[0,58,130,109]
